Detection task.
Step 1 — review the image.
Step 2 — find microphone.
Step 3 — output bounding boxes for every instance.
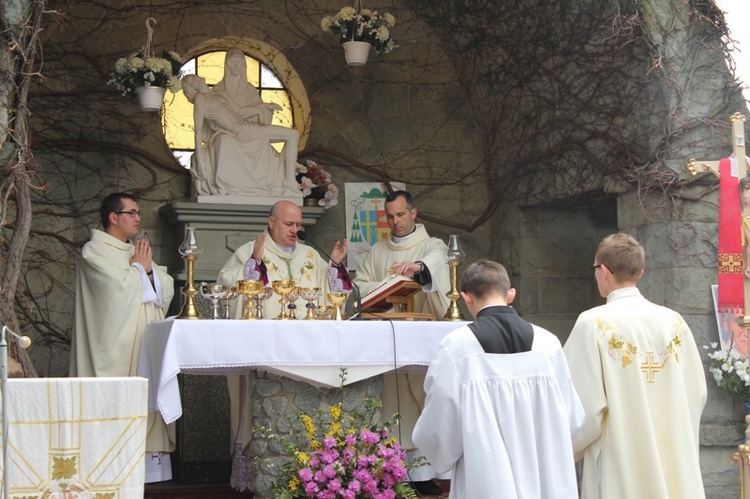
[296,230,362,320]
[1,326,31,349]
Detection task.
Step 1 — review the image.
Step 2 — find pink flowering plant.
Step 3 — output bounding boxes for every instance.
[257,372,419,498]
[295,159,339,209]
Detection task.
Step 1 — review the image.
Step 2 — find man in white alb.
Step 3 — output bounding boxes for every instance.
[413,260,584,498]
[354,190,451,493]
[69,192,175,483]
[564,233,707,499]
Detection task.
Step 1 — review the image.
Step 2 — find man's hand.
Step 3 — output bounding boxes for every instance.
[252,234,266,262]
[130,239,153,274]
[330,239,348,266]
[388,262,421,276]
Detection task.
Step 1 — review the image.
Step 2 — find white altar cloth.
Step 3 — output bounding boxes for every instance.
[1,377,147,498]
[138,319,467,425]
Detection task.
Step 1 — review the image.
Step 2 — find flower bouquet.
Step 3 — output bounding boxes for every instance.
[704,342,750,403]
[321,5,396,56]
[110,50,183,96]
[256,371,420,499]
[296,159,339,209]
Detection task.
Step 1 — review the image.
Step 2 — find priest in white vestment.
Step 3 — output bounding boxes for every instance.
[216,200,350,492]
[564,233,707,499]
[413,260,584,498]
[353,190,451,491]
[69,192,175,483]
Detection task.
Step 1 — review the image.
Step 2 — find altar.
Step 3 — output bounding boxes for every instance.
[138,318,467,425]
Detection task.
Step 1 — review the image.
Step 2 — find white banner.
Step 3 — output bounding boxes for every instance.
[344,182,405,271]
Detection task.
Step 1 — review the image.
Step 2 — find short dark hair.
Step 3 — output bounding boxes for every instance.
[100,192,136,229]
[460,259,511,299]
[596,233,645,283]
[385,190,414,210]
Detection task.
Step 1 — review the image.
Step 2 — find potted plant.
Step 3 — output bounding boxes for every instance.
[296,159,339,209]
[704,341,750,405]
[321,4,396,66]
[110,50,183,111]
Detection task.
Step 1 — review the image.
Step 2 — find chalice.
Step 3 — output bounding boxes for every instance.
[200,282,232,320]
[236,280,263,319]
[315,305,333,320]
[326,292,349,321]
[252,287,274,319]
[298,287,323,320]
[220,286,238,319]
[286,286,301,320]
[272,279,297,320]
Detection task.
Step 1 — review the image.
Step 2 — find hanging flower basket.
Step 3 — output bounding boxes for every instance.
[136,86,167,112]
[321,1,396,66]
[109,18,182,111]
[343,41,372,66]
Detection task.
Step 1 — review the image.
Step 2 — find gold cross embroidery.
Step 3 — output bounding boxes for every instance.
[719,253,743,274]
[371,197,382,210]
[641,352,663,383]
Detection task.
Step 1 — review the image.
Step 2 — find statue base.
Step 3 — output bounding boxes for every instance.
[195,195,302,206]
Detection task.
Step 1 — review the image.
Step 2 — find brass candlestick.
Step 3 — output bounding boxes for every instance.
[177,227,204,319]
[444,234,465,321]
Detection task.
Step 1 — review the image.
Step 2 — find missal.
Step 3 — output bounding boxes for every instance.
[360,275,422,313]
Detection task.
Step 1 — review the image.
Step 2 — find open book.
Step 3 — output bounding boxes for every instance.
[360,275,422,313]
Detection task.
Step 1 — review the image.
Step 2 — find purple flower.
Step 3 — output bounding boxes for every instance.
[342,490,356,499]
[375,490,396,499]
[324,435,337,450]
[304,481,318,496]
[298,467,313,482]
[309,457,320,468]
[360,429,380,444]
[321,449,338,464]
[345,434,357,446]
[348,479,361,493]
[381,428,390,439]
[323,464,337,479]
[314,469,328,483]
[327,478,342,492]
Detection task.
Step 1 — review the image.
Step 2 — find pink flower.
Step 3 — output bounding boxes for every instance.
[327,478,342,492]
[304,482,318,496]
[323,436,337,450]
[314,469,328,483]
[360,429,379,444]
[345,434,356,446]
[323,464,337,479]
[298,468,313,482]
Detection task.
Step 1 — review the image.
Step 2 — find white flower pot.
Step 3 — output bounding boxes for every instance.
[342,41,372,66]
[136,86,166,112]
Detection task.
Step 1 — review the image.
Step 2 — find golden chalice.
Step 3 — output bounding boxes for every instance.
[272,279,297,320]
[299,287,323,320]
[326,292,349,321]
[236,280,263,319]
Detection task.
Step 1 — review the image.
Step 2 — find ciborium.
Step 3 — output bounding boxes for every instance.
[272,280,297,320]
[200,282,232,320]
[252,287,274,319]
[326,292,349,321]
[176,227,204,319]
[315,305,333,320]
[444,234,466,321]
[299,287,323,320]
[236,280,263,320]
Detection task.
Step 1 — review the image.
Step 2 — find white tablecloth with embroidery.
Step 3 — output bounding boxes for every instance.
[138,319,467,425]
[1,377,147,499]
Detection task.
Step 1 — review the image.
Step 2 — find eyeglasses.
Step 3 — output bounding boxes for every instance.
[114,210,142,218]
[591,263,612,273]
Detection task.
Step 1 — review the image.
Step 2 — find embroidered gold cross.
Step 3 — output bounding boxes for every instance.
[641,352,663,383]
[719,253,743,274]
[371,197,382,210]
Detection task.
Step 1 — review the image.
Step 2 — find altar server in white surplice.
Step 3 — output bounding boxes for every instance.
[564,233,707,499]
[413,260,584,499]
[216,199,350,492]
[353,190,451,492]
[69,192,175,483]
